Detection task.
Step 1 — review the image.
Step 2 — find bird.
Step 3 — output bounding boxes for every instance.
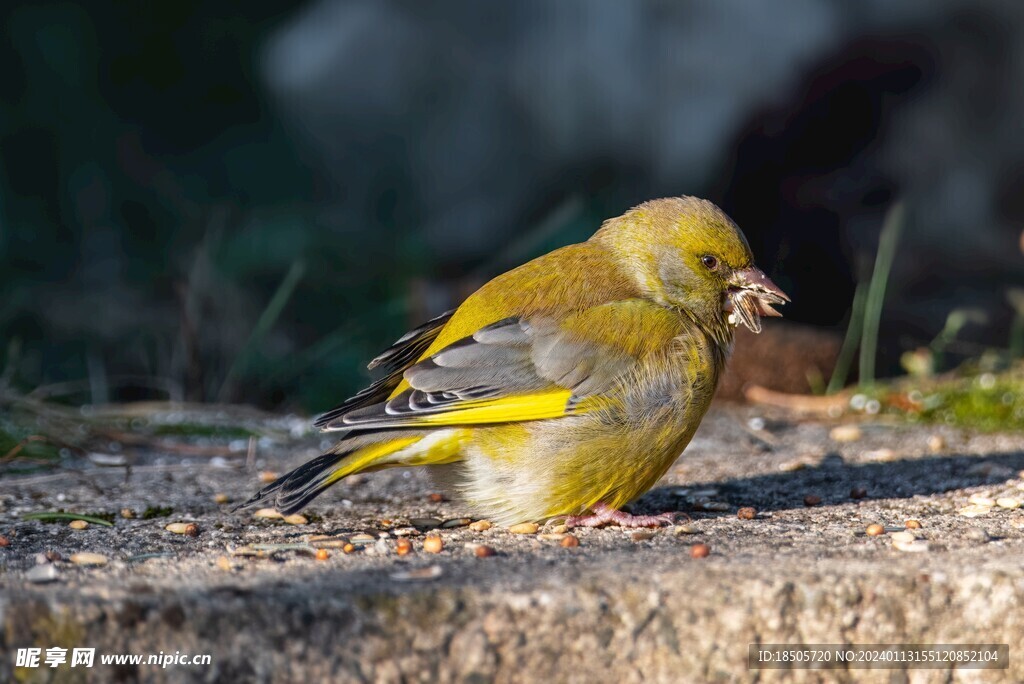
[242,196,788,527]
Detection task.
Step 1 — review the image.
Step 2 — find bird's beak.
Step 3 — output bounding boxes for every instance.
[724,267,790,333]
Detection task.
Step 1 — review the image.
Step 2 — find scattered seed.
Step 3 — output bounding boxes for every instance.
[863,448,896,463]
[631,531,655,542]
[427,493,445,503]
[213,493,230,505]
[550,524,568,534]
[259,471,279,483]
[561,534,580,548]
[804,495,822,507]
[469,520,492,532]
[68,520,89,530]
[441,518,471,529]
[673,525,697,536]
[958,504,992,518]
[890,531,916,544]
[392,527,420,537]
[390,565,442,582]
[927,435,945,453]
[866,524,885,536]
[0,535,9,547]
[216,556,234,571]
[165,522,194,535]
[737,507,756,520]
[508,522,539,535]
[120,508,135,519]
[253,508,283,520]
[70,552,108,566]
[997,497,1021,510]
[395,538,413,556]
[342,543,356,554]
[315,548,330,561]
[474,544,497,558]
[779,460,807,472]
[349,533,376,545]
[538,533,566,541]
[283,514,308,525]
[690,543,710,558]
[423,535,444,553]
[829,425,862,442]
[969,493,996,507]
[905,519,922,529]
[850,487,868,500]
[410,518,441,529]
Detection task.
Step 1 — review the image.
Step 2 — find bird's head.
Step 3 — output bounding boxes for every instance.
[593,196,789,342]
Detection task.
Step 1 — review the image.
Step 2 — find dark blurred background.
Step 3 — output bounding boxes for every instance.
[1,0,1022,412]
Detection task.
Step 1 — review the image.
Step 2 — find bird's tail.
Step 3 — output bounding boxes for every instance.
[238,430,466,514]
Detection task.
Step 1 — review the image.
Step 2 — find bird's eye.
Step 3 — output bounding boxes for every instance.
[701,255,719,271]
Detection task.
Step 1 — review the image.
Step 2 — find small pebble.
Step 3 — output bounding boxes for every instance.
[441,518,471,529]
[631,531,655,541]
[259,471,279,483]
[213,493,230,505]
[315,549,330,561]
[120,508,135,519]
[0,535,9,547]
[905,519,922,529]
[737,507,756,520]
[850,487,868,500]
[70,552,108,566]
[804,495,822,507]
[996,497,1021,510]
[561,534,580,548]
[283,514,308,525]
[469,520,493,532]
[216,556,234,572]
[690,543,710,558]
[508,523,539,535]
[969,493,996,507]
[427,493,445,503]
[866,524,885,536]
[423,535,444,553]
[673,525,697,536]
[410,518,441,529]
[958,504,992,518]
[965,528,990,543]
[890,531,916,544]
[829,425,862,442]
[474,545,497,558]
[392,527,420,537]
[26,564,59,583]
[395,538,413,556]
[927,435,945,453]
[68,520,89,530]
[253,508,283,520]
[779,461,807,472]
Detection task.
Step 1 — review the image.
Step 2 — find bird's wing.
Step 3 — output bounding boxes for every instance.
[312,309,454,429]
[316,299,685,431]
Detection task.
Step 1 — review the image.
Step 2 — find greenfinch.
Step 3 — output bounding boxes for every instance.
[243,196,788,527]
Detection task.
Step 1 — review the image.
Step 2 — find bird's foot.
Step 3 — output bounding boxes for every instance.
[565,503,675,529]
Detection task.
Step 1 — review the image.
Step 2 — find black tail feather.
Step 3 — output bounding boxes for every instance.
[235,451,349,515]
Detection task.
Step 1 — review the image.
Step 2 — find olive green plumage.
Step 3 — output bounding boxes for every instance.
[243,196,788,525]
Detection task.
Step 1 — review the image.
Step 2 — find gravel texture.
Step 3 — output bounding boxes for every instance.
[2,406,1024,682]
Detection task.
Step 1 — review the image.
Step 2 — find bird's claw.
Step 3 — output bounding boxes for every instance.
[565,503,675,529]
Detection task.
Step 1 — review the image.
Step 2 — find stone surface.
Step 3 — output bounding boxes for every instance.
[2,406,1024,682]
